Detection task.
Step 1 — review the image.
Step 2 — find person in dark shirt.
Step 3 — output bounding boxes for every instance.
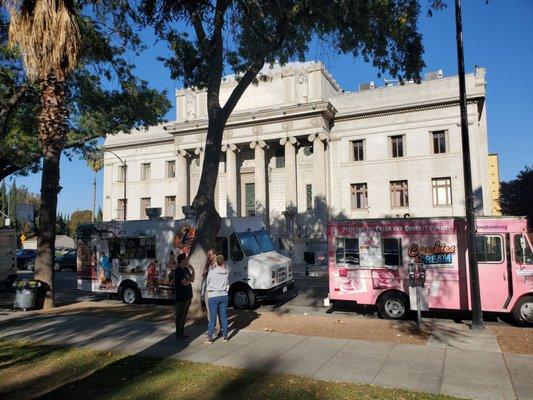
[172,253,195,340]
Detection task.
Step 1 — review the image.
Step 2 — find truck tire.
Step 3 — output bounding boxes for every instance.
[232,287,256,310]
[378,291,408,320]
[512,296,533,326]
[120,284,141,304]
[53,263,62,272]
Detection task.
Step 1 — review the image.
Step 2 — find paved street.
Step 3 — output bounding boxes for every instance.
[2,267,516,326]
[1,311,531,400]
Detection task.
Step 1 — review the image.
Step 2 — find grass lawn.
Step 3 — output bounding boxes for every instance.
[0,340,463,400]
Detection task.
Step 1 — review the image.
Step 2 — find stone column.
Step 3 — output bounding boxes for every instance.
[250,140,269,219]
[176,149,190,219]
[308,133,328,236]
[280,137,299,212]
[222,143,239,217]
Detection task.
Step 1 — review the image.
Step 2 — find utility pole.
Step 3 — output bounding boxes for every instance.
[455,0,484,329]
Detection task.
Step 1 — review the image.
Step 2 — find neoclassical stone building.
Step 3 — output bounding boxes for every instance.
[103,61,492,259]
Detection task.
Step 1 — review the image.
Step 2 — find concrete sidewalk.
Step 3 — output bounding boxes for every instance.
[0,311,531,400]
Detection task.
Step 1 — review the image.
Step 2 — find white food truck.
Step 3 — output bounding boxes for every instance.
[76,216,294,309]
[0,228,17,287]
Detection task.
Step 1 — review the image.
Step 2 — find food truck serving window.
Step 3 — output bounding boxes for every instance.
[335,238,359,265]
[475,235,503,263]
[382,238,402,267]
[110,237,156,260]
[513,234,533,264]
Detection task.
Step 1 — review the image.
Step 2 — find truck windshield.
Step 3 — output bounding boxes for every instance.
[255,229,275,253]
[237,230,276,256]
[238,232,262,256]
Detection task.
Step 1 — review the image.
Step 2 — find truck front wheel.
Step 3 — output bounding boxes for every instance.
[232,287,256,310]
[512,296,533,326]
[378,291,408,320]
[120,284,141,304]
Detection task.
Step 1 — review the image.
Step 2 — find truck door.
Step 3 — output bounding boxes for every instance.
[476,234,509,311]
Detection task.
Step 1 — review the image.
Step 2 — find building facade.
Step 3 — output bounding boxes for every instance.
[488,153,501,215]
[103,62,493,260]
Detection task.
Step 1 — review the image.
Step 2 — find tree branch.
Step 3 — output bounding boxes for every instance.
[0,85,32,140]
[222,15,291,117]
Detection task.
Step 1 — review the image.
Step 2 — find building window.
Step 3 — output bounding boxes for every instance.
[306,184,313,211]
[476,235,503,263]
[390,135,404,158]
[140,197,151,219]
[390,180,409,207]
[141,163,151,181]
[245,183,255,216]
[351,140,365,161]
[165,196,176,218]
[350,183,368,209]
[117,199,126,221]
[117,165,126,183]
[335,238,359,265]
[383,238,402,267]
[432,131,447,154]
[432,177,452,206]
[275,148,285,168]
[166,161,176,178]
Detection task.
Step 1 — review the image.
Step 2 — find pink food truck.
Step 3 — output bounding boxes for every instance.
[327,216,533,326]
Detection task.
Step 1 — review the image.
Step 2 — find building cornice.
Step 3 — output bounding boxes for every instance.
[164,100,337,136]
[335,95,484,122]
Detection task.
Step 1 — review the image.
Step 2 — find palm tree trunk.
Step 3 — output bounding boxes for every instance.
[34,74,67,310]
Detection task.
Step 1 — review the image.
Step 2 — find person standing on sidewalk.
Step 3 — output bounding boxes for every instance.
[201,248,217,308]
[201,248,221,336]
[204,255,229,343]
[172,253,195,340]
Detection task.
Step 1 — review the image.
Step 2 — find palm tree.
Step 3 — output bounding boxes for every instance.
[86,150,103,222]
[6,0,80,308]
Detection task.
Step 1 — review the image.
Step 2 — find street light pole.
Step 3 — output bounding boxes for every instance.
[455,0,484,329]
[107,150,127,221]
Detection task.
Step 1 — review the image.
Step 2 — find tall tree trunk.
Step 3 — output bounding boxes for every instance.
[34,74,67,310]
[187,113,226,317]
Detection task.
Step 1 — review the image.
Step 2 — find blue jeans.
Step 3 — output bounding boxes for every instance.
[207,295,228,339]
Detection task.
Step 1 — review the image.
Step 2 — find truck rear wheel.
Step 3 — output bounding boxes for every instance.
[120,284,141,304]
[232,287,256,310]
[378,291,408,320]
[512,296,533,326]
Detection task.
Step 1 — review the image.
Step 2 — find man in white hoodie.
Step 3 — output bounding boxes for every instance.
[205,255,229,343]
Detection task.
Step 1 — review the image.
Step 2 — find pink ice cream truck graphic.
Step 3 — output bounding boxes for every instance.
[327,217,533,326]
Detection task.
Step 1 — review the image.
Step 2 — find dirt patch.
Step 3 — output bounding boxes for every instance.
[239,311,430,345]
[489,325,533,355]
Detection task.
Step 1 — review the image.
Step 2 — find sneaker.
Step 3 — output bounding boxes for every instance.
[204,338,213,344]
[222,336,228,342]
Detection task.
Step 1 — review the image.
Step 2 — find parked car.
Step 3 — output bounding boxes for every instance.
[54,250,77,271]
[16,249,37,270]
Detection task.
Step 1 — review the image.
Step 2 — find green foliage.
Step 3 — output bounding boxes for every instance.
[68,210,93,238]
[56,213,68,235]
[0,8,171,180]
[142,0,436,90]
[499,166,533,230]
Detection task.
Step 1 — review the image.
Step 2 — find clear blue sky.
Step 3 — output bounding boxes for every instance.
[6,0,533,215]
